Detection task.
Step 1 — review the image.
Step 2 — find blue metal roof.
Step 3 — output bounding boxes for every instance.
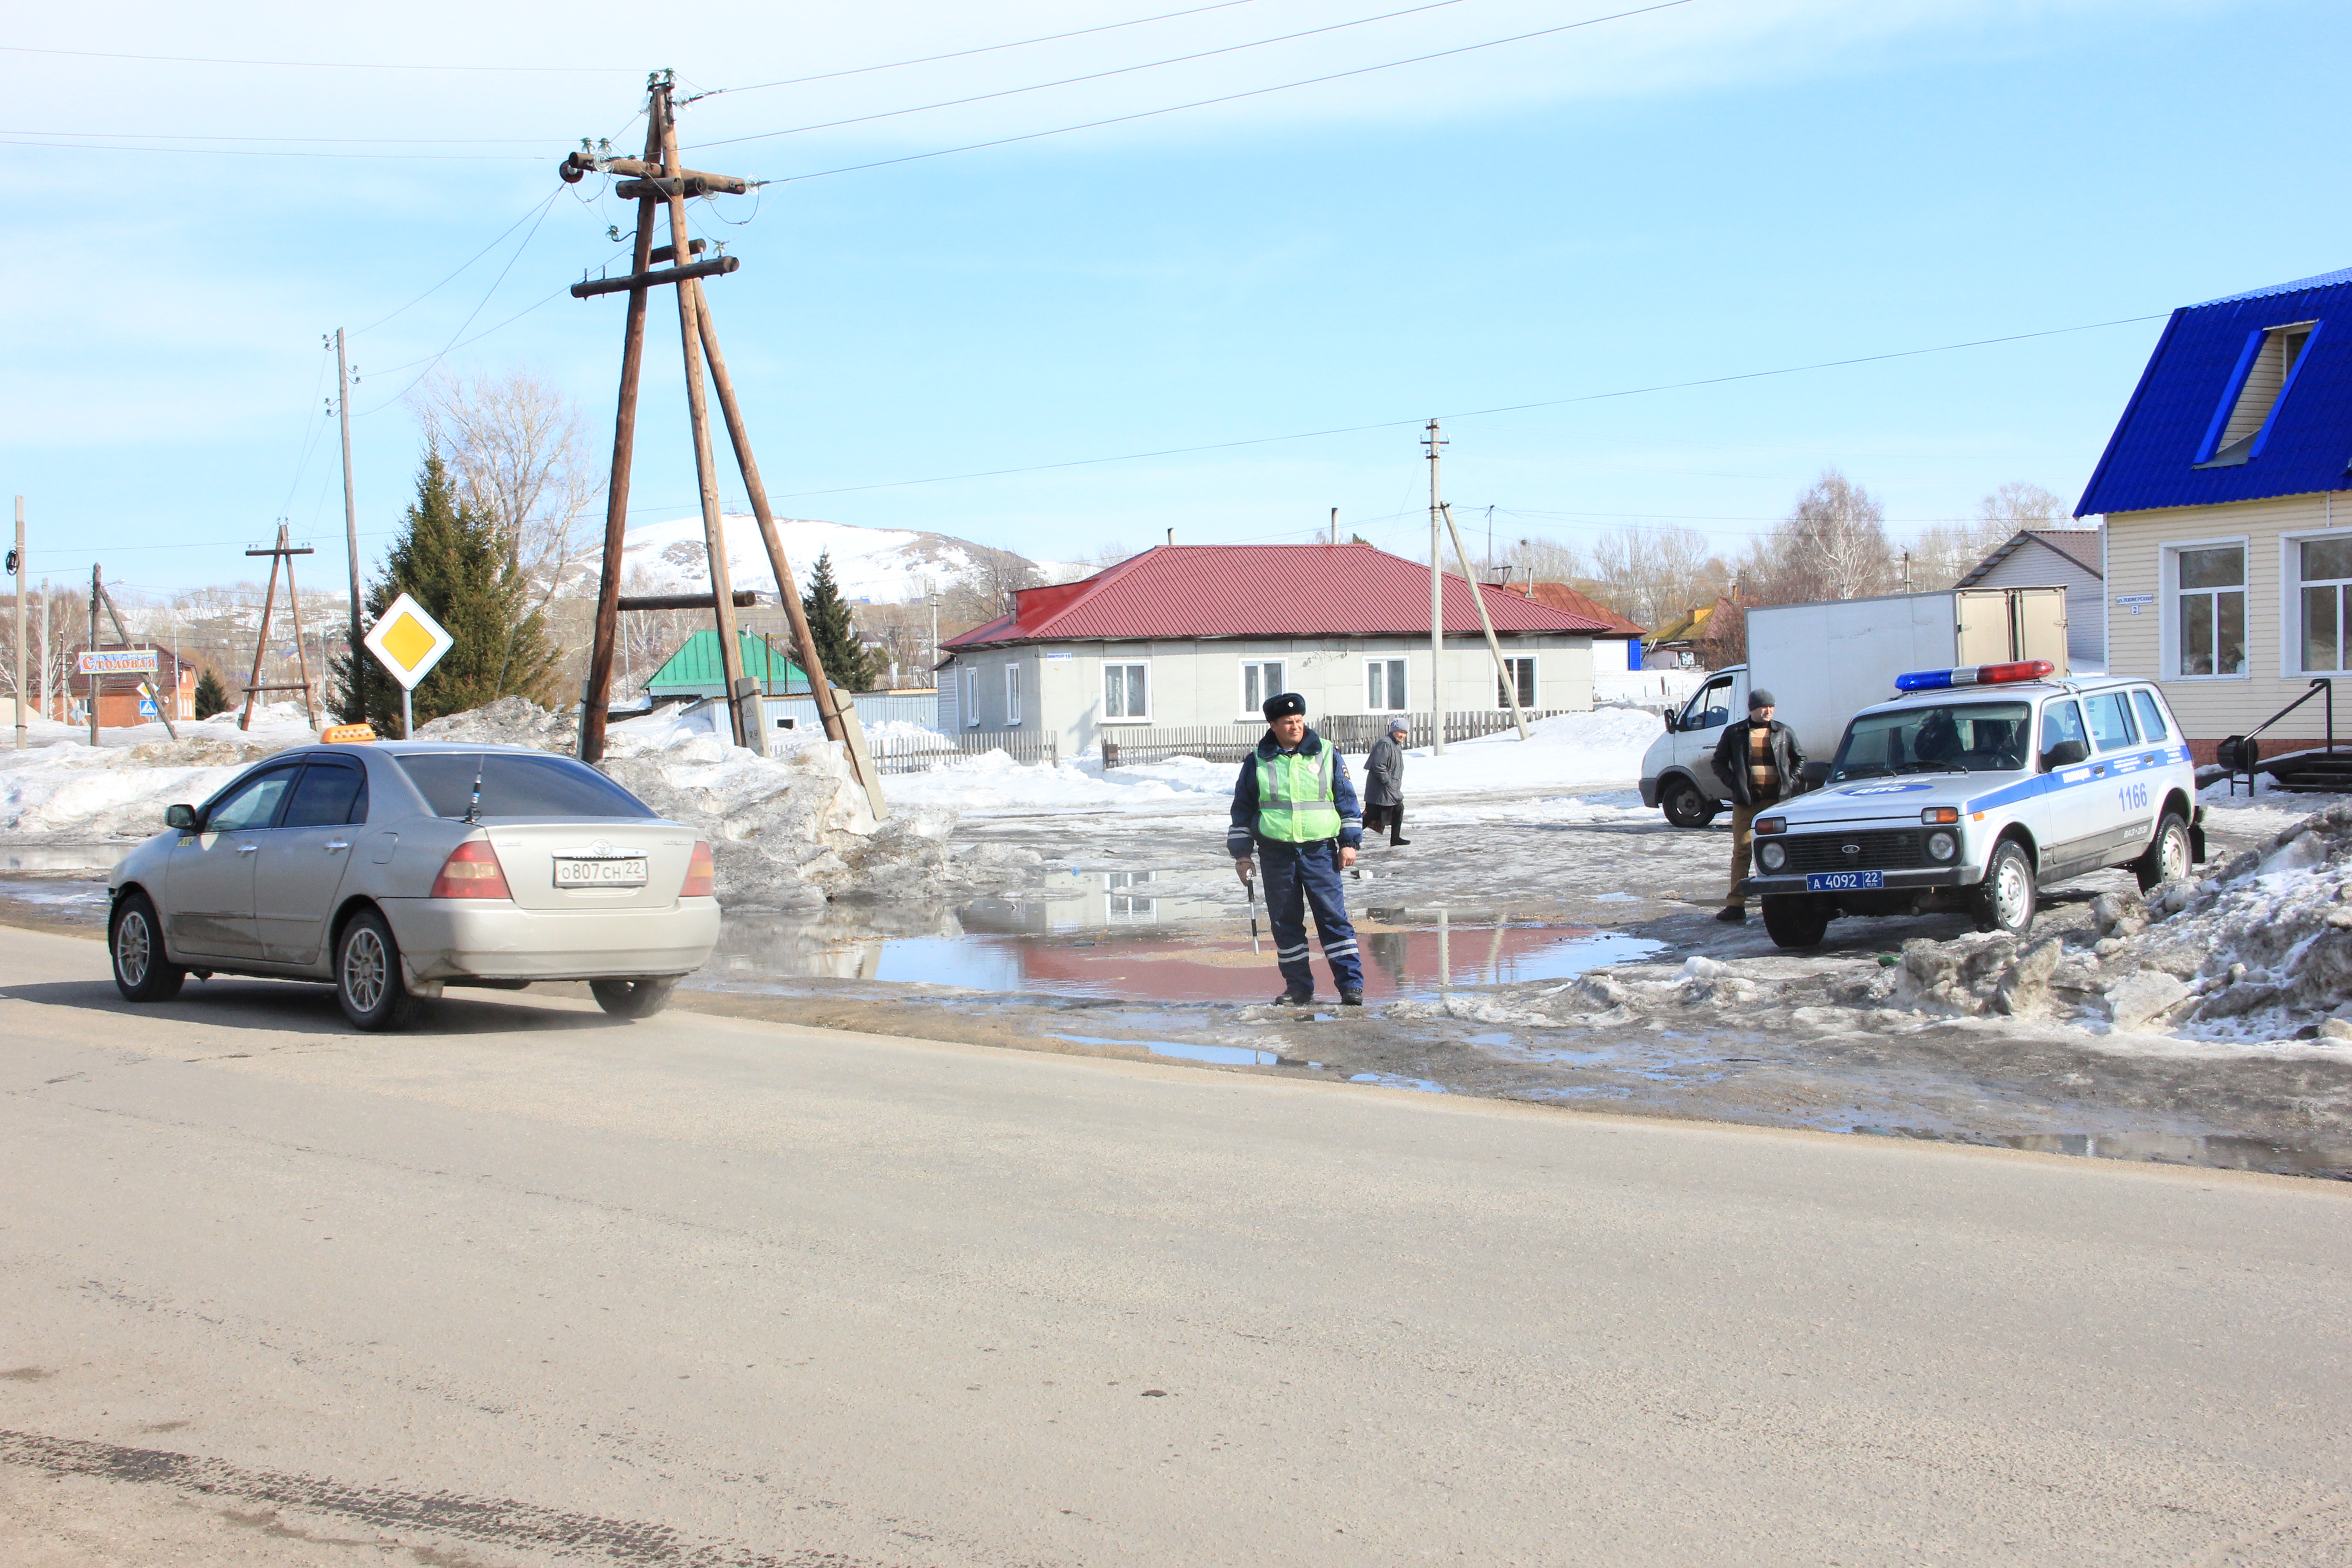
[2076,269,2352,517]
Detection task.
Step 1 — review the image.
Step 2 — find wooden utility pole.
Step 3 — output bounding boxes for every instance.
[1424,419,1447,754]
[1441,502,1528,741]
[93,577,179,741]
[563,70,873,806]
[87,567,99,746]
[333,329,362,718]
[10,497,23,750]
[238,524,318,731]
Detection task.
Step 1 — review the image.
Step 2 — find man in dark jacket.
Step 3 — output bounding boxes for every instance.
[1710,688,1805,923]
[1230,693,1366,1004]
[1362,719,1411,846]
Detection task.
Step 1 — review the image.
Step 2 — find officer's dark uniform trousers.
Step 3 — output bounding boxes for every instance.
[1258,838,1362,996]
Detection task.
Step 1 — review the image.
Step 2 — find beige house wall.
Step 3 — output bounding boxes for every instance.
[2104,489,2352,756]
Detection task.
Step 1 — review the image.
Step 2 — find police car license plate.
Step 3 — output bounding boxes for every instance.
[1805,871,1883,892]
[555,857,647,887]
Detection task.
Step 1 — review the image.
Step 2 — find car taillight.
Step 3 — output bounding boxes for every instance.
[430,838,511,900]
[681,840,715,898]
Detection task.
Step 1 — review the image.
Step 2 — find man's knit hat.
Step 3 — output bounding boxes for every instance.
[1748,689,1776,710]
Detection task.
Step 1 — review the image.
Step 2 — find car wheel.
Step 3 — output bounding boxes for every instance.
[337,907,420,1032]
[2134,810,2192,892]
[590,976,677,1019]
[110,892,185,1003]
[1760,894,1830,949]
[1978,840,2037,936]
[1661,778,1718,829]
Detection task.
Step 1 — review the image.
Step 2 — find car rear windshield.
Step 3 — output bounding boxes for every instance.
[1829,701,2032,782]
[393,752,657,820]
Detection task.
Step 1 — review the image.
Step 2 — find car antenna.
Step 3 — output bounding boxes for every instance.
[464,755,486,824]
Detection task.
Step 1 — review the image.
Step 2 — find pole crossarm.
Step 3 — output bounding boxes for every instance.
[617,590,758,613]
[570,254,739,299]
[559,152,750,194]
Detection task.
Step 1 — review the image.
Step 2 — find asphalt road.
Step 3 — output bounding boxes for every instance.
[1,924,2346,1567]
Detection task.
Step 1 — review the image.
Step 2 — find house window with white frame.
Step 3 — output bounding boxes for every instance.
[1004,663,1023,725]
[1103,660,1150,722]
[2298,535,2352,673]
[1366,657,1407,712]
[1240,658,1285,716]
[1496,656,1536,710]
[2172,544,2247,677]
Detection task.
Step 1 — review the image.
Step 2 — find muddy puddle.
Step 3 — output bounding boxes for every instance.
[0,844,124,872]
[690,870,1660,1003]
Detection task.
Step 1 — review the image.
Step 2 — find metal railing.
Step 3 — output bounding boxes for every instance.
[2218,677,2334,795]
[1101,710,1575,769]
[866,729,1059,776]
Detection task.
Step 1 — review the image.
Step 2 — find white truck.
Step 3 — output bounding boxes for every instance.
[1638,585,2071,828]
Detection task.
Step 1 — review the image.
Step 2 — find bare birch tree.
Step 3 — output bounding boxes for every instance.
[1905,481,2078,591]
[1740,468,1897,604]
[412,369,601,612]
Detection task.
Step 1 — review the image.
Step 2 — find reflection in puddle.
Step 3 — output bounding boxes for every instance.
[1052,1033,1290,1067]
[0,845,124,872]
[0,877,108,907]
[696,874,1661,1004]
[1855,1125,2352,1180]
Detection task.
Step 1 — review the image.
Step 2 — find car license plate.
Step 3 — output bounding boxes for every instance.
[555,857,647,887]
[1805,871,1884,892]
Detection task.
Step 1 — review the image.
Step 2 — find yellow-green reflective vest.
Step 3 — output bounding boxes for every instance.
[1255,745,1343,842]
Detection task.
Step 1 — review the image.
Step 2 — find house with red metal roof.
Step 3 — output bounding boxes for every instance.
[936,543,1609,755]
[1499,581,1647,672]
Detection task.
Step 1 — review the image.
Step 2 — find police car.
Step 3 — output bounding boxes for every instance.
[1738,661,2204,949]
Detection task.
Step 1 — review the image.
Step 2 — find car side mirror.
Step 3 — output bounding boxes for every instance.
[1662,710,1675,732]
[165,804,198,830]
[2041,739,2089,771]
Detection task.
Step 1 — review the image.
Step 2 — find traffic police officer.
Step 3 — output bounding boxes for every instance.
[1229,692,1366,1005]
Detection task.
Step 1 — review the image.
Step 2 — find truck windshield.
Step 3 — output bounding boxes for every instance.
[1829,701,2032,781]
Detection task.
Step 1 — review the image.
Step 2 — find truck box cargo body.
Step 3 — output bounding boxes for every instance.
[1639,586,2070,827]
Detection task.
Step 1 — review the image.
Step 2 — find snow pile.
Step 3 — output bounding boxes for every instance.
[0,730,297,843]
[407,697,1033,907]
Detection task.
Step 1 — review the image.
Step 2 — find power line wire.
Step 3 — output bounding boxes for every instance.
[748,0,1692,181]
[353,191,570,336]
[0,43,629,72]
[0,137,540,161]
[359,189,566,414]
[695,0,1483,149]
[702,0,1263,97]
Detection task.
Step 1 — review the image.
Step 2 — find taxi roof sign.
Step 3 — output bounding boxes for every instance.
[322,722,377,744]
[361,593,454,692]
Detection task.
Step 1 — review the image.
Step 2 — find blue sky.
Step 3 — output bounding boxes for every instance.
[6,0,2348,597]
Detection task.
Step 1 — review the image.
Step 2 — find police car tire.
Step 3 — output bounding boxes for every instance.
[2133,810,2192,893]
[1661,778,1717,829]
[1980,840,2037,936]
[1760,894,1830,949]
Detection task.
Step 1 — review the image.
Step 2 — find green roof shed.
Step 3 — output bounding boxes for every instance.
[646,631,808,698]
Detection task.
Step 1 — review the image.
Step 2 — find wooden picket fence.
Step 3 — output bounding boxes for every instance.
[865,729,1060,776]
[1101,710,1576,768]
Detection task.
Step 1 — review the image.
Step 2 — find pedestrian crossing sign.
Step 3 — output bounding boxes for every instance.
[362,593,454,692]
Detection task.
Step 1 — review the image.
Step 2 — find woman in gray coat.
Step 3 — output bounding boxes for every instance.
[1362,719,1411,846]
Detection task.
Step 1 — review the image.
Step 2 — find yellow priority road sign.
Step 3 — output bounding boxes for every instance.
[362,593,454,692]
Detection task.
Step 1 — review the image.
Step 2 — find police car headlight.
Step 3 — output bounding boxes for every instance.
[1927,830,1958,862]
[1758,841,1787,871]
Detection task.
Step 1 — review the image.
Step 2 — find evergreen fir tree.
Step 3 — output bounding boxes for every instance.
[799,550,877,692]
[332,453,560,732]
[191,669,229,720]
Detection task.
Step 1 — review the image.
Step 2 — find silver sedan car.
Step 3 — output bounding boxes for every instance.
[106,740,720,1030]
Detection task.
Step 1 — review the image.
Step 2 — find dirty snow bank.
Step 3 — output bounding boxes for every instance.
[421,697,1042,909]
[0,710,316,842]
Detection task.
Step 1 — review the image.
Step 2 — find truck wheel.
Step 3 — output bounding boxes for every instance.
[1978,840,2037,936]
[1760,895,1830,949]
[337,907,421,1032]
[2133,810,2192,892]
[110,891,185,1003]
[590,976,676,1019]
[1661,778,1718,829]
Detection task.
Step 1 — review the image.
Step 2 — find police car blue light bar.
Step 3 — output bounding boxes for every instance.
[1893,659,2054,692]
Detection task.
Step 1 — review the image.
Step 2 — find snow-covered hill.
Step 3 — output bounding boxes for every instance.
[579,514,1081,604]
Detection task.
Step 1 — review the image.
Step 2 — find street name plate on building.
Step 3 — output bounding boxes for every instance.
[2114,593,2155,616]
[77,649,159,676]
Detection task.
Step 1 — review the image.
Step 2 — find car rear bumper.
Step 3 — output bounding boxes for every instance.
[384,898,721,983]
[1739,866,1982,897]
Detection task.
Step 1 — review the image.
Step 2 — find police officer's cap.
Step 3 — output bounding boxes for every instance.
[1263,691,1307,721]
